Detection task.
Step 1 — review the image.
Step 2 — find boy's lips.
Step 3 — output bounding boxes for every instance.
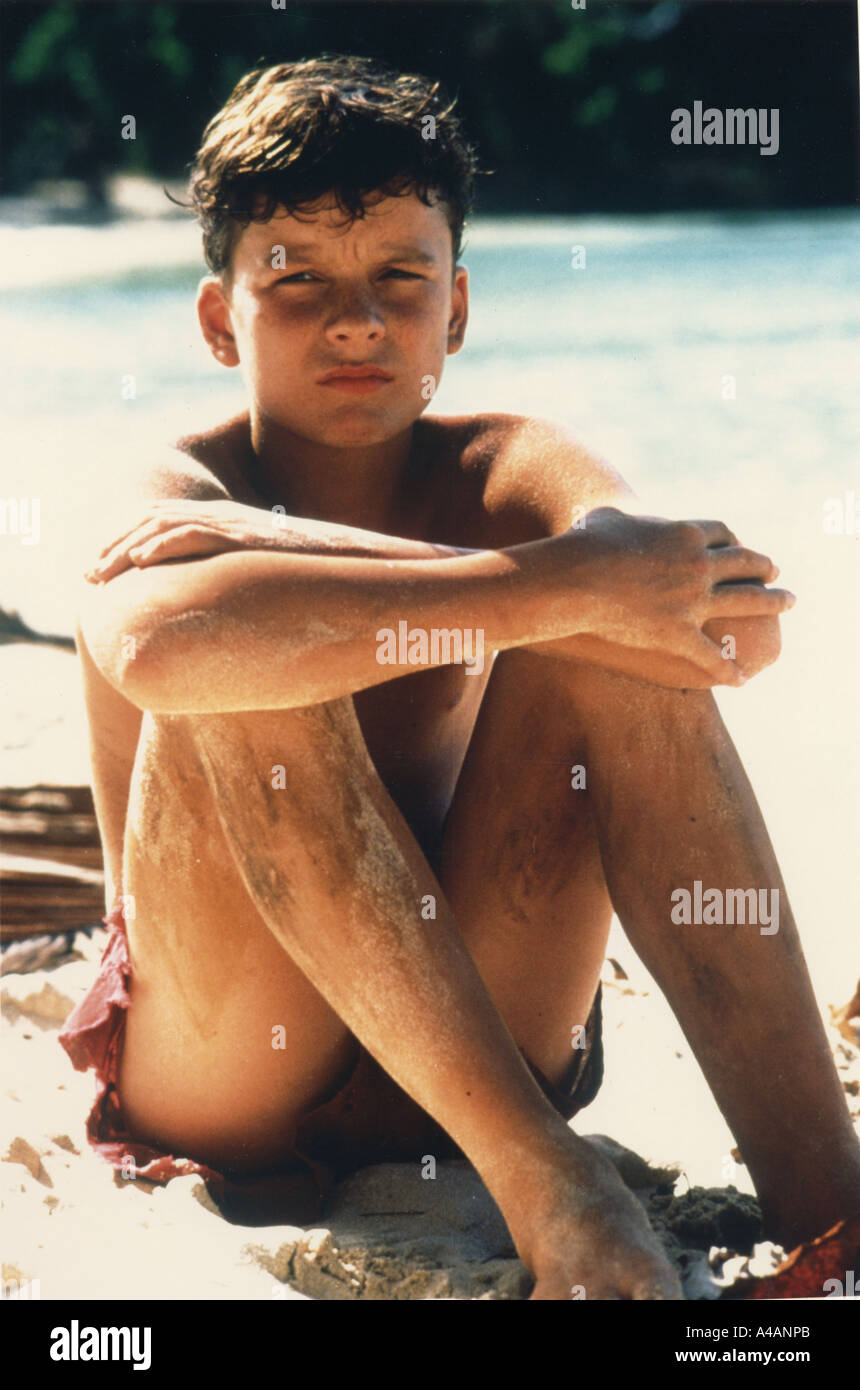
[318,363,394,394]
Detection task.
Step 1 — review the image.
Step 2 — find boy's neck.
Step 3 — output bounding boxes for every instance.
[248,411,420,531]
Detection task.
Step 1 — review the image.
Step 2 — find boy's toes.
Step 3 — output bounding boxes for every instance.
[631,1280,684,1300]
[630,1262,684,1301]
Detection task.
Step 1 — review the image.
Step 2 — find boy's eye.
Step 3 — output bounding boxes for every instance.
[275,270,421,285]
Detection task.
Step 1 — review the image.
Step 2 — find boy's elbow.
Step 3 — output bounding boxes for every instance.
[87,620,178,711]
[116,609,228,713]
[78,588,199,713]
[113,630,181,712]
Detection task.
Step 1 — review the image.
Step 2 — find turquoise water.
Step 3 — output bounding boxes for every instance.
[1,209,858,631]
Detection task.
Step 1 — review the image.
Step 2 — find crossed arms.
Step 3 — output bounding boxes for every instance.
[78,423,793,713]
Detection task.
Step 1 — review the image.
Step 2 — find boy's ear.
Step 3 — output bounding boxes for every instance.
[446,264,469,356]
[197,275,240,367]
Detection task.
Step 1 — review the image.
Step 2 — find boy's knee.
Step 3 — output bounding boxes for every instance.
[178,697,370,802]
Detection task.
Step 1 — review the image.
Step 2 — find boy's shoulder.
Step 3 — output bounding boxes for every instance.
[141,408,630,544]
[426,411,632,544]
[168,412,259,502]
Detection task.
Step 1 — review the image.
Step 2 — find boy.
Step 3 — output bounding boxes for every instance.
[64,56,860,1299]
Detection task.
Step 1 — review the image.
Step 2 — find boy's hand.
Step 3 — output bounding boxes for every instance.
[536,506,795,687]
[86,500,289,582]
[85,499,470,583]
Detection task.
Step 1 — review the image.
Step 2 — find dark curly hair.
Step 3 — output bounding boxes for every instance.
[186,54,481,278]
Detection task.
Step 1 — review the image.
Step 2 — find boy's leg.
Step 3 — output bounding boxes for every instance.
[439,657,613,1092]
[443,648,860,1250]
[158,698,680,1299]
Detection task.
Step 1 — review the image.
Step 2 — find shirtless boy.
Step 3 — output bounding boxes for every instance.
[65,56,860,1299]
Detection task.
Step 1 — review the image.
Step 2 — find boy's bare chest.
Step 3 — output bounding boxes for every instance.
[347,455,496,831]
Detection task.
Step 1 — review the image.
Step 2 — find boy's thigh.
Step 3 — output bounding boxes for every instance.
[118,704,367,1171]
[117,889,359,1171]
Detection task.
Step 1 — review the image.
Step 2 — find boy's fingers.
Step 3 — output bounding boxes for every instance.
[711,546,778,582]
[89,524,175,579]
[691,519,738,548]
[96,511,175,558]
[93,515,229,576]
[130,526,234,565]
[86,550,135,582]
[708,584,796,616]
[95,503,221,559]
[96,524,143,558]
[631,1279,685,1301]
[89,540,149,580]
[629,1257,685,1301]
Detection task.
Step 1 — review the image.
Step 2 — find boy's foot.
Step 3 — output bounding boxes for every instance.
[507,1134,683,1300]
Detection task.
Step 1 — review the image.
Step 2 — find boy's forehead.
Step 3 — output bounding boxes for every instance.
[234,191,454,269]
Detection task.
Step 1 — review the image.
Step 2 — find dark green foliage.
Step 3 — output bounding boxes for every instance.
[1,1,856,212]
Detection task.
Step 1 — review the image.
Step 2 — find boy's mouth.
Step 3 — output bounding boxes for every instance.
[318,363,394,394]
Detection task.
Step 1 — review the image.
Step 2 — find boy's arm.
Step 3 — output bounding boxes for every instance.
[89,496,477,582]
[78,448,511,713]
[80,505,790,713]
[79,543,557,714]
[89,424,481,580]
[477,416,787,685]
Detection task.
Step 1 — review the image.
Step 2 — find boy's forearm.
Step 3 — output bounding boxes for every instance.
[527,615,782,686]
[90,495,481,580]
[256,510,479,562]
[89,538,583,713]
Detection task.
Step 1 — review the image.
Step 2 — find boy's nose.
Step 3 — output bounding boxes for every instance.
[325,294,385,344]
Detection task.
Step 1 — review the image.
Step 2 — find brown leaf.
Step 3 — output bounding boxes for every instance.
[3,1136,53,1188]
[724,1215,860,1300]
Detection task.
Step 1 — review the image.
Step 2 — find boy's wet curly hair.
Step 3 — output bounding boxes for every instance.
[187,54,480,278]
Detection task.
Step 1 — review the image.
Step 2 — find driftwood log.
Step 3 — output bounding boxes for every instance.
[0,786,105,939]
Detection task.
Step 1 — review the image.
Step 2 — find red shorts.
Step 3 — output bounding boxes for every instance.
[59,903,604,1227]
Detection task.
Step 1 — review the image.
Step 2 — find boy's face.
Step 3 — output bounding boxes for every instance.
[197,190,468,449]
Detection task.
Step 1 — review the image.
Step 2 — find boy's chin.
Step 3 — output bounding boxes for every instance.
[277,409,420,448]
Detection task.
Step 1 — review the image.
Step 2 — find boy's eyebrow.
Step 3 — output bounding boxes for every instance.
[377,243,439,265]
[259,242,439,268]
